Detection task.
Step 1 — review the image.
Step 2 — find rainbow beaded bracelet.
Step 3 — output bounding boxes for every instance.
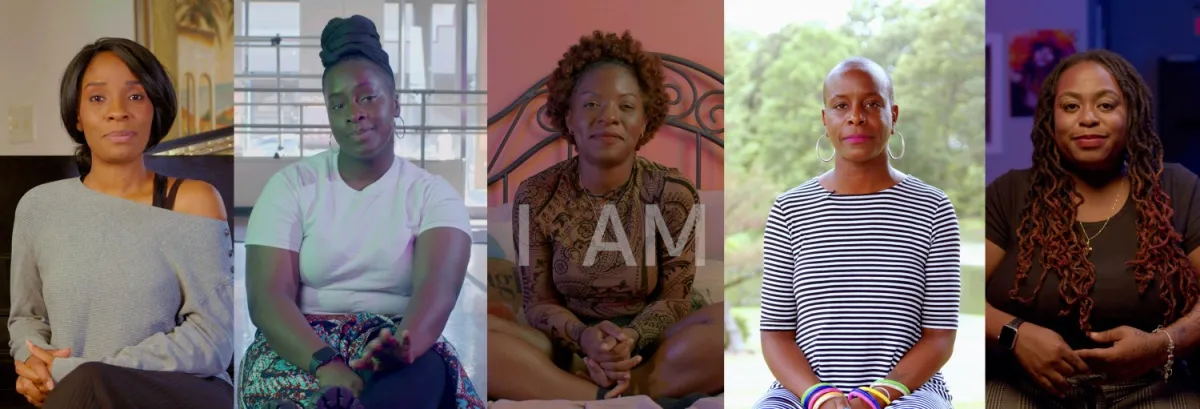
[812,390,846,409]
[870,378,911,397]
[801,383,836,409]
[848,388,883,409]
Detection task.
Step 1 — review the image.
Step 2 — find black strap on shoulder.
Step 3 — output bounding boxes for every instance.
[152,173,167,209]
[163,177,185,211]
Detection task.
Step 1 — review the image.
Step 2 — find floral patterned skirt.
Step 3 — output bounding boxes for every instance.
[238,313,485,409]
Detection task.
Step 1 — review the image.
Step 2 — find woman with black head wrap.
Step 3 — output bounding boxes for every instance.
[238,15,484,409]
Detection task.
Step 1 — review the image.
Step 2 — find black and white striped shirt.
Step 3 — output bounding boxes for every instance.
[759,176,960,400]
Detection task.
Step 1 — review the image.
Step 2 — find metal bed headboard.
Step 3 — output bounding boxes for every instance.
[487,53,724,204]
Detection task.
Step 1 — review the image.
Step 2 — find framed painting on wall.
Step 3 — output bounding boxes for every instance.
[134,0,235,143]
[1007,29,1077,117]
[987,33,1005,155]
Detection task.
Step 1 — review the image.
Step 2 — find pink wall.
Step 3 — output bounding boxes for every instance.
[486,0,724,205]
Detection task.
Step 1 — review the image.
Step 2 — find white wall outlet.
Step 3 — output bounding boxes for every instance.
[7,105,34,144]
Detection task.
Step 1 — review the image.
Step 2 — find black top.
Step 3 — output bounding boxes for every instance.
[152,173,185,210]
[985,163,1200,353]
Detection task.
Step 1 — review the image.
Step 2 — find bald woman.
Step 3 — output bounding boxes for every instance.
[752,57,961,409]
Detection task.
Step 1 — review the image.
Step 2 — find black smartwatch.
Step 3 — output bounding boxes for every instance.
[309,346,342,374]
[999,317,1025,351]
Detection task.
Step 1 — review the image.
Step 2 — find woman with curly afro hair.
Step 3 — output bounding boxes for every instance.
[985,50,1200,407]
[487,30,724,404]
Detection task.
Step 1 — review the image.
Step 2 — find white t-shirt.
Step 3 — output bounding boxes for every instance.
[245,150,471,315]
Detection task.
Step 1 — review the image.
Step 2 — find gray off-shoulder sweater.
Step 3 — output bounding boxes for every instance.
[7,178,234,384]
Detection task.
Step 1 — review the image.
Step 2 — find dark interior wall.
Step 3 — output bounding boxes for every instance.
[144,155,236,228]
[1099,0,1200,171]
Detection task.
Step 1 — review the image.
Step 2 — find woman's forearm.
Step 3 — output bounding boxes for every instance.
[1164,302,1200,359]
[886,329,955,392]
[525,304,588,352]
[514,196,589,351]
[626,259,694,350]
[394,269,462,358]
[1172,252,1200,358]
[8,277,53,363]
[249,292,329,371]
[396,227,471,357]
[9,217,51,363]
[631,186,699,349]
[985,302,1017,350]
[627,298,689,351]
[761,330,822,395]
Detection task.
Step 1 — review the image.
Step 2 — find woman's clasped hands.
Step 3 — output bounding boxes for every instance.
[349,328,414,373]
[14,341,72,407]
[580,321,642,398]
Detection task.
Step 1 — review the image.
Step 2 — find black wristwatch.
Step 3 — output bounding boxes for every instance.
[999,317,1025,351]
[309,346,342,374]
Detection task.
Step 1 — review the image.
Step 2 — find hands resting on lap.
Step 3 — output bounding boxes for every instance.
[14,331,425,408]
[349,328,414,373]
[309,328,413,405]
[579,321,642,399]
[13,341,72,408]
[1013,324,1172,398]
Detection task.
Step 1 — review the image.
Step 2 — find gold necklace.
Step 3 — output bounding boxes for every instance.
[578,175,621,219]
[577,164,635,210]
[1078,180,1125,255]
[580,182,604,211]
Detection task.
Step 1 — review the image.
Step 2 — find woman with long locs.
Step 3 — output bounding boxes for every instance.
[8,38,235,408]
[237,15,483,409]
[985,49,1200,408]
[486,31,724,407]
[753,57,961,409]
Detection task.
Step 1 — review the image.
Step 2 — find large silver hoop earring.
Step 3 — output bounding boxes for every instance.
[395,116,407,141]
[887,131,905,160]
[815,133,834,162]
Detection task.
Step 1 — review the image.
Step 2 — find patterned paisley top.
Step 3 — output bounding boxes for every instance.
[512,156,700,353]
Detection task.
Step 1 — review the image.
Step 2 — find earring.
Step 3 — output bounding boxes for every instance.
[395,116,407,141]
[887,131,905,160]
[815,133,834,162]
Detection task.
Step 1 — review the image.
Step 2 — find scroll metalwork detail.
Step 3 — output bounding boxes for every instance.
[488,53,724,203]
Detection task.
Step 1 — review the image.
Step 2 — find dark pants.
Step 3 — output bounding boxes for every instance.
[44,362,233,409]
[357,348,451,409]
[986,367,1200,408]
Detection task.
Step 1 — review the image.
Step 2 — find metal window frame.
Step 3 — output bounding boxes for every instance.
[235,0,483,170]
